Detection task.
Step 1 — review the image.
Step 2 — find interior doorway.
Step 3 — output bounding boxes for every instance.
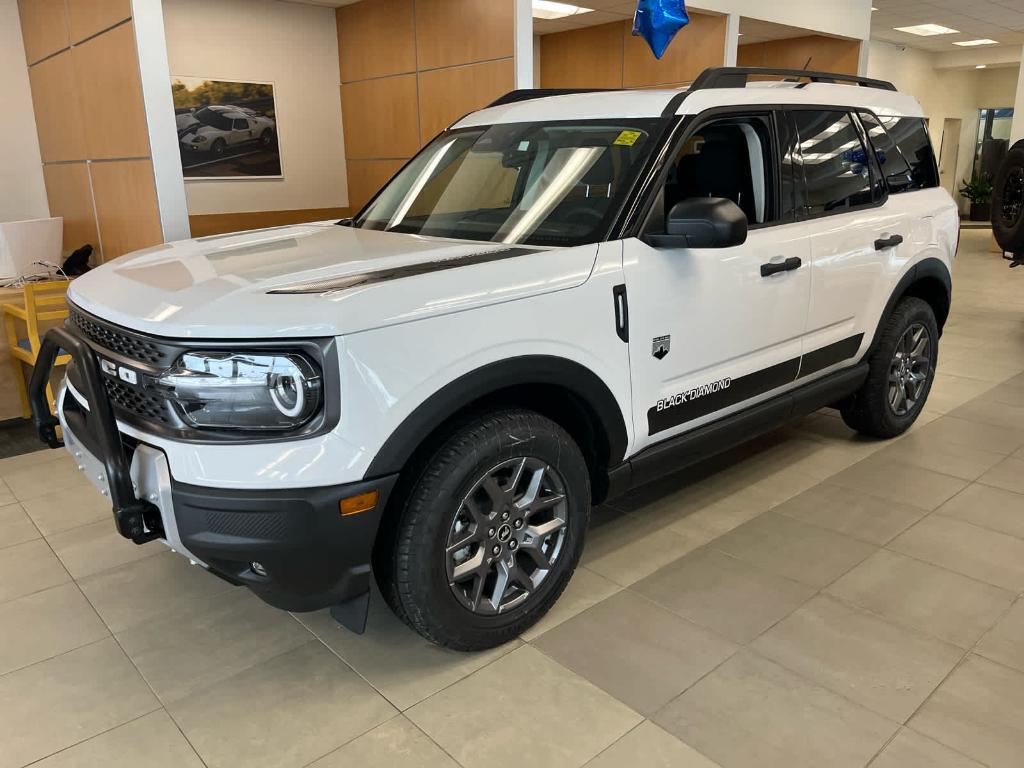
[938,117,962,198]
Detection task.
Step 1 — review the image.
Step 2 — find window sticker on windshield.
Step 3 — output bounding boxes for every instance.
[613,130,643,146]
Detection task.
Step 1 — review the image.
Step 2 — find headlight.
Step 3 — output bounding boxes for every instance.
[155,351,322,431]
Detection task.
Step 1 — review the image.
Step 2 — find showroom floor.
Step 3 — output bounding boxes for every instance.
[1,229,1023,768]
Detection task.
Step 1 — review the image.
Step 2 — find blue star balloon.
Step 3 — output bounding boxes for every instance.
[632,0,690,59]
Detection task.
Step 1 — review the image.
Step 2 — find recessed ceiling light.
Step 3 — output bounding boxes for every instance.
[976,64,987,69]
[532,0,593,19]
[871,6,878,10]
[954,39,998,46]
[893,23,959,36]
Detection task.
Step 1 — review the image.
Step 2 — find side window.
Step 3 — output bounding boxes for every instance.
[665,115,775,226]
[791,111,879,216]
[232,119,248,131]
[879,117,938,191]
[859,112,915,193]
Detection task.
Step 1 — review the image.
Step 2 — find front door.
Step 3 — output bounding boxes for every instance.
[623,111,811,453]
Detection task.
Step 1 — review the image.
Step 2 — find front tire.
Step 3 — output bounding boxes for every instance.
[381,409,590,650]
[841,297,938,438]
[992,141,1024,253]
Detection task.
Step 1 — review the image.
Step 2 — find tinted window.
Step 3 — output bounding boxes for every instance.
[792,111,877,216]
[776,112,805,221]
[232,119,247,130]
[878,116,938,191]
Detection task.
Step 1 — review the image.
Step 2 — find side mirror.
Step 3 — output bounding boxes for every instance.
[643,197,748,249]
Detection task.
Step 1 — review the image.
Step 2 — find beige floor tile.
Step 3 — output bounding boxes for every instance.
[1,456,94,502]
[976,456,1024,495]
[653,650,896,768]
[710,512,875,588]
[0,479,13,507]
[117,588,312,703]
[583,515,715,586]
[78,550,236,633]
[534,590,737,716]
[0,638,158,768]
[0,502,39,548]
[772,482,927,545]
[0,538,69,603]
[975,599,1024,673]
[46,519,162,579]
[870,728,985,768]
[888,514,1024,591]
[30,710,205,768]
[924,374,996,415]
[950,397,1024,432]
[408,645,641,768]
[585,721,721,768]
[910,655,1024,768]
[633,548,815,643]
[21,486,111,536]
[0,582,109,675]
[873,435,1006,481]
[827,456,968,511]
[521,566,621,641]
[826,549,1014,648]
[309,715,458,768]
[298,595,519,712]
[937,355,1024,385]
[752,595,962,722]
[168,641,396,768]
[910,415,1024,455]
[0,449,65,478]
[979,376,1024,407]
[936,482,1024,539]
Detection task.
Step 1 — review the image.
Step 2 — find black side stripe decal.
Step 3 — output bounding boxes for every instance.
[647,334,864,436]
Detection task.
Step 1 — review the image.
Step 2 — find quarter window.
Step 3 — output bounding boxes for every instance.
[791,111,879,216]
[878,116,938,191]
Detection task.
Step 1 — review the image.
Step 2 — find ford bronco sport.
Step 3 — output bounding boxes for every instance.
[31,67,958,650]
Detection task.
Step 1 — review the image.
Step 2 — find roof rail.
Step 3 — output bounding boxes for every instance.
[487,88,618,108]
[688,67,897,92]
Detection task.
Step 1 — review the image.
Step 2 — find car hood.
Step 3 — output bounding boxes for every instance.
[68,222,598,339]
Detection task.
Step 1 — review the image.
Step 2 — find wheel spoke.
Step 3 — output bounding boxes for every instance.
[451,548,485,583]
[446,529,478,556]
[514,465,546,511]
[489,562,510,612]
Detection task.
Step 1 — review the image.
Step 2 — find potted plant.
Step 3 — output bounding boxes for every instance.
[960,172,994,221]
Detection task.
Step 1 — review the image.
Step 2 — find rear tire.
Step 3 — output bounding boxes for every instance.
[379,409,590,650]
[992,141,1024,253]
[841,297,938,438]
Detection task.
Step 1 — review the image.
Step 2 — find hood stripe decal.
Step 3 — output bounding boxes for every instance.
[267,246,541,295]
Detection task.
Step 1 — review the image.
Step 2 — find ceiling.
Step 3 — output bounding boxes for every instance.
[870,0,1024,52]
[737,18,819,46]
[532,0,637,35]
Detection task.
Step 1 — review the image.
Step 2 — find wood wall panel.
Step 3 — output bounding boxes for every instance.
[89,160,162,260]
[337,0,416,83]
[623,13,727,87]
[737,36,861,76]
[28,51,88,162]
[340,75,421,159]
[188,208,355,238]
[17,0,69,65]
[67,0,131,44]
[42,163,100,257]
[540,22,625,89]
[418,58,515,142]
[73,22,149,160]
[415,0,514,71]
[346,158,407,210]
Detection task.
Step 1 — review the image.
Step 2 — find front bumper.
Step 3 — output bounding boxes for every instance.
[31,325,396,614]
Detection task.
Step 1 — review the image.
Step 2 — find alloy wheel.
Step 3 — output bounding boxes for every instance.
[888,322,932,417]
[446,457,568,615]
[1000,167,1024,229]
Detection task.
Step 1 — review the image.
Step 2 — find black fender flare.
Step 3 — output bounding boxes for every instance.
[866,257,952,356]
[364,355,629,479]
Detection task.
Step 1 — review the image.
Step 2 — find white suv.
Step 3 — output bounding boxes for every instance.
[31,67,958,650]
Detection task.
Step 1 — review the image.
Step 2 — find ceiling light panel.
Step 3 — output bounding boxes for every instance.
[953,38,999,46]
[532,1,594,19]
[893,23,960,36]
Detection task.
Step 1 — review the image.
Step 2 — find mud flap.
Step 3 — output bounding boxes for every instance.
[330,590,370,634]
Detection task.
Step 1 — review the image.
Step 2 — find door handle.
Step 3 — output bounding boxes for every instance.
[874,234,904,250]
[760,257,802,277]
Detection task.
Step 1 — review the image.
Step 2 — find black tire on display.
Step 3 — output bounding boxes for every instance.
[992,141,1024,253]
[211,138,226,156]
[379,409,590,650]
[260,129,275,148]
[841,297,938,438]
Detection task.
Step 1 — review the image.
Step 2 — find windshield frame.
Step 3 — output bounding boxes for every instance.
[350,118,673,248]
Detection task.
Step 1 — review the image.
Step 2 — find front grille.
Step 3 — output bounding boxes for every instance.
[103,378,171,424]
[70,310,169,366]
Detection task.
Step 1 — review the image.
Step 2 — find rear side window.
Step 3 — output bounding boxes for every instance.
[791,111,880,216]
[874,116,938,191]
[858,112,915,193]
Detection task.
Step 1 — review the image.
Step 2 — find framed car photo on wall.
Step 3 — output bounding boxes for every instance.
[171,77,283,179]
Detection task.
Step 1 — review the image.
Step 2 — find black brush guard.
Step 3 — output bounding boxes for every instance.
[29,326,161,544]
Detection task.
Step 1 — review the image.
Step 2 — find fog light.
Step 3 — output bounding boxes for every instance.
[251,561,268,577]
[340,490,379,517]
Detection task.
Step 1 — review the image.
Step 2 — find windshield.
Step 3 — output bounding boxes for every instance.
[354,119,661,247]
[194,107,232,131]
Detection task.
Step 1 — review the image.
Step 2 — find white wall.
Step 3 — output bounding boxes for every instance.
[692,0,872,42]
[0,0,49,223]
[867,40,1020,210]
[162,0,348,215]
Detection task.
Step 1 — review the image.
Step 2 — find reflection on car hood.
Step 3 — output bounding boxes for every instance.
[68,222,598,339]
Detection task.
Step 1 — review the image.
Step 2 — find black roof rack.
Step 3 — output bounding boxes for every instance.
[688,67,897,92]
[487,88,618,108]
